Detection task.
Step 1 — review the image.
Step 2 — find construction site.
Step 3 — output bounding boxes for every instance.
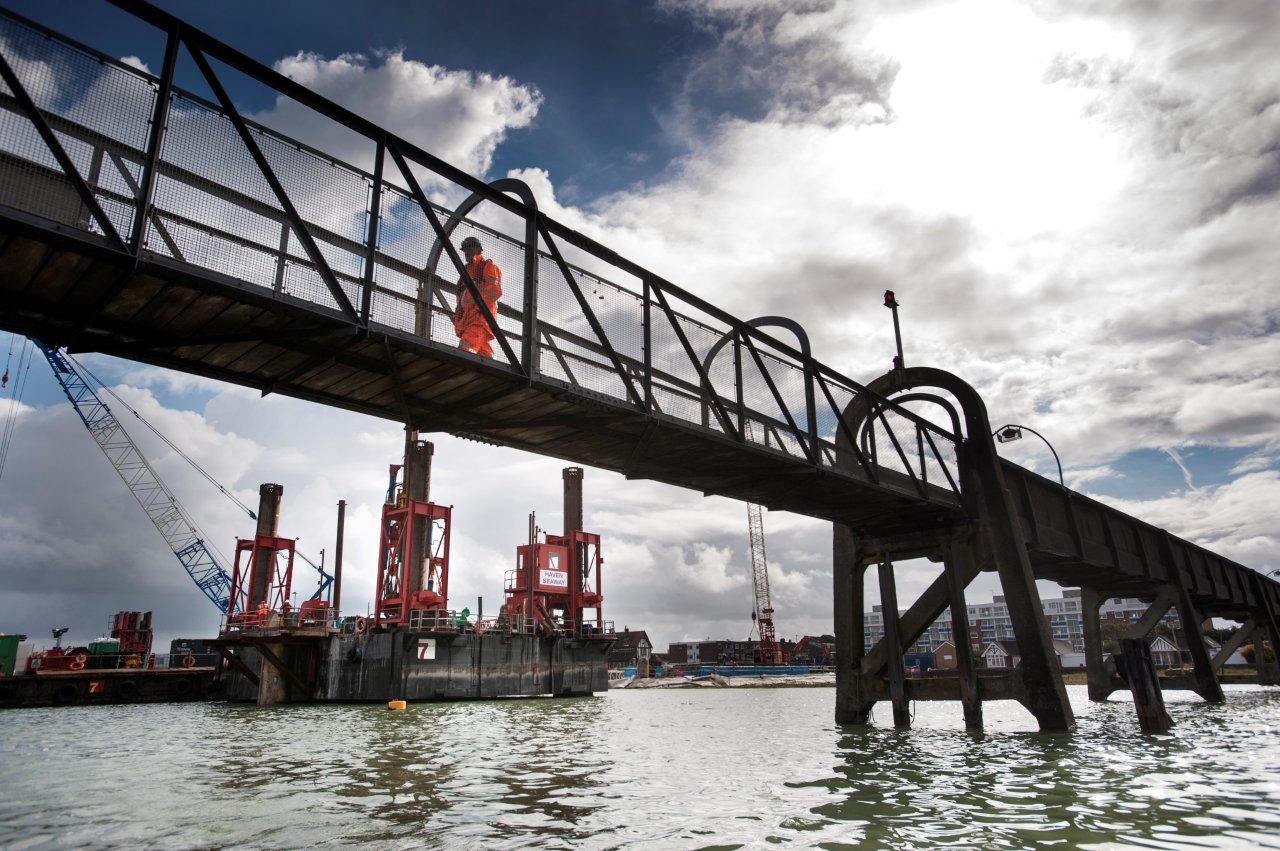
[0,343,618,706]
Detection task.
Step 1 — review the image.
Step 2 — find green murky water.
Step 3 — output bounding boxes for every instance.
[1,685,1278,848]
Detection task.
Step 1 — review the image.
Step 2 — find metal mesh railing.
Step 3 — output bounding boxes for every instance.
[0,6,964,506]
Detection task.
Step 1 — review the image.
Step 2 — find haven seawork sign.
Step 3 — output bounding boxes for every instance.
[536,568,569,592]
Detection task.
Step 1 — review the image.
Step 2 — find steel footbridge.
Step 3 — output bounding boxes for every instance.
[0,0,1275,731]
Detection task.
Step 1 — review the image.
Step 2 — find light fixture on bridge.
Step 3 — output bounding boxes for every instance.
[992,423,1064,487]
[995,425,1023,444]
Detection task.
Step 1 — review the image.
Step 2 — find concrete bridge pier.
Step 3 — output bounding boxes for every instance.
[832,524,870,724]
[1080,587,1111,702]
[832,366,1075,733]
[1255,624,1280,685]
[1165,537,1225,704]
[944,542,982,731]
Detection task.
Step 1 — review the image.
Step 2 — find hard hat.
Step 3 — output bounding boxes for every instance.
[460,236,482,252]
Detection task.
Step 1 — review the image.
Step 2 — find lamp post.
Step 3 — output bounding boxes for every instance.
[993,423,1064,487]
[883,290,904,371]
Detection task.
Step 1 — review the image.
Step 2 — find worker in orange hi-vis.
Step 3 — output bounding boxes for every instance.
[453,235,503,358]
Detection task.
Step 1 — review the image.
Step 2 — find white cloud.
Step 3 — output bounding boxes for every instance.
[119,55,150,75]
[259,50,542,179]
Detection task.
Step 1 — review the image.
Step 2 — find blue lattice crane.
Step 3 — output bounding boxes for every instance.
[34,340,331,611]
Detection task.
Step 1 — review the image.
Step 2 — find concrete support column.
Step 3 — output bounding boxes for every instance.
[249,483,283,608]
[1258,593,1280,686]
[945,542,981,730]
[1254,625,1279,685]
[1080,587,1111,702]
[1163,538,1224,704]
[878,558,910,728]
[833,523,870,724]
[964,441,1074,731]
[1172,589,1224,703]
[1118,637,1173,733]
[257,649,286,706]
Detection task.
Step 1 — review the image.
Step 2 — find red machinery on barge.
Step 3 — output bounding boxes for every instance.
[0,611,216,708]
[216,437,615,705]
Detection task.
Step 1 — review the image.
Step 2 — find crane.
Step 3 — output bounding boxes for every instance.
[34,340,330,612]
[746,499,782,665]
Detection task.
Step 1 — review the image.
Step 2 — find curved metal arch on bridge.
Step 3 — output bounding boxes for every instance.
[421,177,540,370]
[857,390,963,464]
[699,315,818,460]
[832,366,1076,732]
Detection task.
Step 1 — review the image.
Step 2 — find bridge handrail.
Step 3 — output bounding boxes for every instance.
[90,0,965,445]
[0,0,964,504]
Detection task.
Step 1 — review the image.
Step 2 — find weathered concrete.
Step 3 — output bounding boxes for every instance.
[833,366,1075,733]
[223,629,611,703]
[1165,536,1224,704]
[1118,638,1173,734]
[945,542,982,729]
[878,558,909,727]
[255,641,288,706]
[1080,587,1110,702]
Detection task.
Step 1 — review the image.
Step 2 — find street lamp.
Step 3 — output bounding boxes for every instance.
[993,423,1064,487]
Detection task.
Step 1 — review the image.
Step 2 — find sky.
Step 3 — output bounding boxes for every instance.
[0,0,1278,654]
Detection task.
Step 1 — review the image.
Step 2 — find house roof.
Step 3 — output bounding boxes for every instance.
[1149,635,1179,652]
[1051,639,1079,656]
[983,640,1022,657]
[612,630,651,651]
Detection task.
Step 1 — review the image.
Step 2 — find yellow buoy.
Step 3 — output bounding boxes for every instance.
[387,699,407,711]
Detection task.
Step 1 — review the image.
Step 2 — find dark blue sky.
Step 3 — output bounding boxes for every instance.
[5,0,714,203]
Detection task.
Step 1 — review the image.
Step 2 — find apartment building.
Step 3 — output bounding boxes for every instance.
[864,589,1179,654]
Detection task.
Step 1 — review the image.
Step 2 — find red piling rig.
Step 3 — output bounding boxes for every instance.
[501,468,606,637]
[226,533,297,628]
[110,610,153,656]
[373,461,451,628]
[503,529,605,636]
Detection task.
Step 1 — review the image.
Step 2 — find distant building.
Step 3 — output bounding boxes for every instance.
[866,590,1182,655]
[981,640,1021,669]
[1053,639,1086,669]
[667,638,796,665]
[1204,637,1248,667]
[932,641,959,669]
[1148,635,1181,668]
[608,629,652,670]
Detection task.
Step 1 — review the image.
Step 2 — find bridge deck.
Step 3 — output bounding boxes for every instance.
[0,1,1275,622]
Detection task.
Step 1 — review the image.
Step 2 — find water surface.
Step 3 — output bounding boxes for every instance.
[2,685,1278,848]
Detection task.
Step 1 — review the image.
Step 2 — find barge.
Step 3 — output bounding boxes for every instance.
[218,438,614,705]
[0,613,216,709]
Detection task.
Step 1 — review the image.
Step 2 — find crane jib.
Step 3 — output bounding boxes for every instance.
[32,339,329,611]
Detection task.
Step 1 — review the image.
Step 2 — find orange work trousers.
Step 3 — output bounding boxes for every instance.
[458,323,494,358]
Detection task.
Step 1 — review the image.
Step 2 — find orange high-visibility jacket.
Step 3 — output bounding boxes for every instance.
[454,256,502,339]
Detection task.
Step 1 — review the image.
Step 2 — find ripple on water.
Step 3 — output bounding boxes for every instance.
[0,686,1278,848]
